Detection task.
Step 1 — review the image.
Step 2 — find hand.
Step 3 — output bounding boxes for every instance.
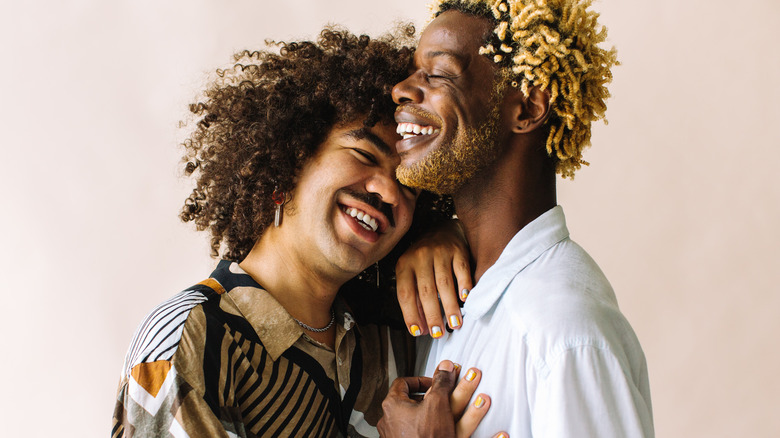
[396,219,473,338]
[378,361,508,438]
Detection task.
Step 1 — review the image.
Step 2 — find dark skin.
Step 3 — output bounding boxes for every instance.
[393,10,555,282]
[378,360,497,438]
[383,10,556,436]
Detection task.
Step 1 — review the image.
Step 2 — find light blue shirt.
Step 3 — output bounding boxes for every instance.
[416,206,654,437]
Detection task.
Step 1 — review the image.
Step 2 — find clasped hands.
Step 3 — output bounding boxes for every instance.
[378,360,507,438]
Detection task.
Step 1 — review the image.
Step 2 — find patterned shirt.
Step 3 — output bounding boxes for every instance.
[113,260,411,437]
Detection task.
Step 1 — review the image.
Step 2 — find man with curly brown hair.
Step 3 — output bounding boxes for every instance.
[380,1,654,437]
[112,26,491,438]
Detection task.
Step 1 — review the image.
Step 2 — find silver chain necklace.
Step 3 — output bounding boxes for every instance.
[293,309,335,333]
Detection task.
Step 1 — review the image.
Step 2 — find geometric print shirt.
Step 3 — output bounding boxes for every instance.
[112,260,411,437]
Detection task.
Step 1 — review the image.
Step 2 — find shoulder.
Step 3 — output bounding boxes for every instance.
[121,283,221,377]
[502,237,615,320]
[498,238,642,362]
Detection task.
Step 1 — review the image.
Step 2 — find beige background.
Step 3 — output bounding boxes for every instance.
[1,0,778,436]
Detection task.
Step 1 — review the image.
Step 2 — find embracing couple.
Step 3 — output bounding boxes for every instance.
[113,1,653,437]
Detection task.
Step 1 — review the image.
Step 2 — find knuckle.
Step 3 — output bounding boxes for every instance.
[456,260,470,272]
[425,311,442,322]
[419,284,437,298]
[435,276,452,289]
[396,286,414,299]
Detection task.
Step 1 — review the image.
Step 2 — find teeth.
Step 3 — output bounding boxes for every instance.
[343,207,379,232]
[397,122,440,137]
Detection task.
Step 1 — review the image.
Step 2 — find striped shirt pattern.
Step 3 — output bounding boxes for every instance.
[113,260,408,438]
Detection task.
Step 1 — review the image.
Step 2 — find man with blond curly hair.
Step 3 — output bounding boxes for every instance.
[379,1,654,436]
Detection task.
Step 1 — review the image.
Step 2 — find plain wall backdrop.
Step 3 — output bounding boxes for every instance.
[1,0,778,436]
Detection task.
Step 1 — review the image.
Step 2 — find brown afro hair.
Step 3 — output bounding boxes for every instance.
[179,25,454,308]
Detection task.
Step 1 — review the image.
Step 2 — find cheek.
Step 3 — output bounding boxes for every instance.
[397,198,417,234]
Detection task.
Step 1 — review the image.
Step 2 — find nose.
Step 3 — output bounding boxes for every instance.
[392,73,423,105]
[365,170,402,209]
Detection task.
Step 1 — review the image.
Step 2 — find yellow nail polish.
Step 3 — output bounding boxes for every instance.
[465,369,477,381]
[474,395,485,408]
[431,326,443,338]
[460,288,469,300]
[448,314,461,328]
[410,325,421,337]
[497,434,507,438]
[453,363,461,373]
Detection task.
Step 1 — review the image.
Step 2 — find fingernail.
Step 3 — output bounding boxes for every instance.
[497,434,507,438]
[474,395,485,408]
[453,363,461,373]
[438,361,454,372]
[431,326,443,338]
[448,315,461,328]
[465,369,477,381]
[460,288,469,300]
[410,325,421,337]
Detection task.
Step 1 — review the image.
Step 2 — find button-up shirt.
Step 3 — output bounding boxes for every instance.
[114,260,409,437]
[417,206,654,437]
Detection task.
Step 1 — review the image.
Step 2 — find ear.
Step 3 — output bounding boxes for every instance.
[505,86,551,134]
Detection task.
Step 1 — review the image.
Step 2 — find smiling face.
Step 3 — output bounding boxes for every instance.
[392,10,508,194]
[281,120,418,279]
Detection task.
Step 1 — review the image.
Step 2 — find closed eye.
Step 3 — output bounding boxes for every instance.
[425,73,448,80]
[352,148,378,165]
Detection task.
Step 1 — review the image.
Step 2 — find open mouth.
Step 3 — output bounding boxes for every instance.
[341,206,380,233]
[396,122,441,140]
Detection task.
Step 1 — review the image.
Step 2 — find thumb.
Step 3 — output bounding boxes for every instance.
[428,360,459,397]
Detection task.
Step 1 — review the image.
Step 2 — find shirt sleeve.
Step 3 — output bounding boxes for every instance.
[530,344,654,438]
[112,360,237,438]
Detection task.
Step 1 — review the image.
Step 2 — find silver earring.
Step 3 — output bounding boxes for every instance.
[272,189,286,227]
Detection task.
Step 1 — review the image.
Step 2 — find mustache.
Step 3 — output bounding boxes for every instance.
[396,104,443,126]
[343,189,395,228]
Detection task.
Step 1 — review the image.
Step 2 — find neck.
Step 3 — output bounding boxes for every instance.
[452,141,556,283]
[238,226,345,344]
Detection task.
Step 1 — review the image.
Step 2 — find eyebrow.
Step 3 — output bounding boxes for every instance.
[423,50,467,65]
[344,128,394,157]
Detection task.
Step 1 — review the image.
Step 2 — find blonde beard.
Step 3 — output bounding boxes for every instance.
[396,103,502,195]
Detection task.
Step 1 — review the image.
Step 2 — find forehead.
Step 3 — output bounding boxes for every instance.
[325,120,399,156]
[419,10,493,58]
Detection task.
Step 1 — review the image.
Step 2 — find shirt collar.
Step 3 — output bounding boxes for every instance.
[463,205,570,321]
[209,260,356,360]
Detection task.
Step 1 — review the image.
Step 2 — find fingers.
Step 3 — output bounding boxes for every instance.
[455,394,492,438]
[452,250,473,303]
[450,367,481,418]
[415,261,446,339]
[395,261,428,336]
[387,376,433,398]
[434,255,462,331]
[395,217,474,338]
[428,360,459,397]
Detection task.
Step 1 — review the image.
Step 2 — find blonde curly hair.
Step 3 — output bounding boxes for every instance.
[430,0,618,178]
